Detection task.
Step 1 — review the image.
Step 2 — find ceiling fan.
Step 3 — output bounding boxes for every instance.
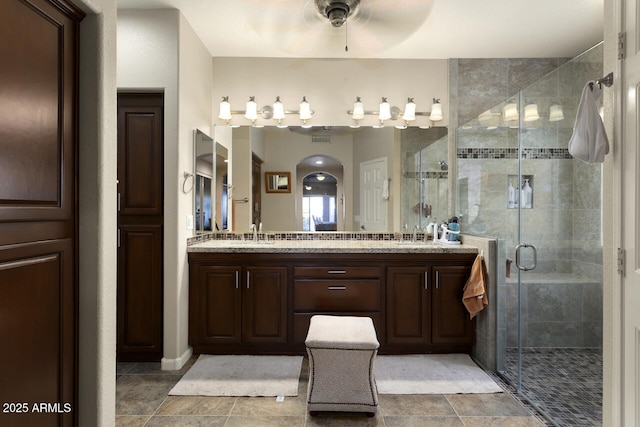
[242,0,434,57]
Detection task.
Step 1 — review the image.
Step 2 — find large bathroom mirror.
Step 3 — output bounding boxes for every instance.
[195,125,448,233]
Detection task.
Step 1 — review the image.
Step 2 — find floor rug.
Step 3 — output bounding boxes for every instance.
[374,354,503,394]
[169,355,303,397]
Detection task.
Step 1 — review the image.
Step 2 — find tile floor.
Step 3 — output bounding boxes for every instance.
[116,355,547,427]
[502,348,602,426]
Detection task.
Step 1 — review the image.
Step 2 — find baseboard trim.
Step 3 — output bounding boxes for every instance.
[161,347,193,371]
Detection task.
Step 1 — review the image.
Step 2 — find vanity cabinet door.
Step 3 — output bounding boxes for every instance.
[430,265,474,345]
[191,265,242,344]
[243,266,288,343]
[386,267,430,345]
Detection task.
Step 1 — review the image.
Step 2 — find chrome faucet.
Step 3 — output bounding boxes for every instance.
[400,224,408,243]
[412,225,419,243]
[250,223,257,242]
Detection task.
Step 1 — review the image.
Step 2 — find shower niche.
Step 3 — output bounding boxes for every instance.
[507,175,533,209]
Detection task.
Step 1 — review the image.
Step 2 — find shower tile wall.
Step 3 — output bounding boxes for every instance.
[450,47,604,351]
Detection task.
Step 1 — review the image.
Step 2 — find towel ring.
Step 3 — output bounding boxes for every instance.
[182,172,194,194]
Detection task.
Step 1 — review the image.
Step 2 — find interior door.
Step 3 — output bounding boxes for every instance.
[621,0,640,422]
[360,157,387,231]
[117,93,164,362]
[0,1,83,426]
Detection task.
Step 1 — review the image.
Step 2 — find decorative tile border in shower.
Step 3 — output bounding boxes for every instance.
[457,147,573,160]
[187,231,405,246]
[403,171,448,179]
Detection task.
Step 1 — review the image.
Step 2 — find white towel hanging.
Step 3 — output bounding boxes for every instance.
[568,81,609,163]
[382,178,389,200]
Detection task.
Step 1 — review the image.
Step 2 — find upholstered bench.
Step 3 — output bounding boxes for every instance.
[305,315,379,416]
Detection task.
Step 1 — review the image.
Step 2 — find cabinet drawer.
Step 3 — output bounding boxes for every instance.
[294,280,380,311]
[294,266,381,279]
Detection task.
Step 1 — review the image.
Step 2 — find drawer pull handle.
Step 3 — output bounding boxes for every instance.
[328,286,347,290]
[328,270,347,274]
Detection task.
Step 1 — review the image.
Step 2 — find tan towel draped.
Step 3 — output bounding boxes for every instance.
[462,254,488,319]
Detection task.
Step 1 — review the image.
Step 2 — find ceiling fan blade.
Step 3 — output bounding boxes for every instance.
[241,0,435,57]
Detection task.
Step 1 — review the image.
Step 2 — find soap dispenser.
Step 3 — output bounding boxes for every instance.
[507,181,516,208]
[521,179,532,209]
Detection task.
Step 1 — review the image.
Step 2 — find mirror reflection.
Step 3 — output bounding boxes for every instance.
[194,130,213,233]
[196,126,448,233]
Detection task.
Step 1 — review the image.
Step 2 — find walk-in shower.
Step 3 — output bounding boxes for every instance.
[456,44,604,426]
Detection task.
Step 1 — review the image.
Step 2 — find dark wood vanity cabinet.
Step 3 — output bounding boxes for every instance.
[188,252,475,354]
[189,261,287,352]
[386,264,475,350]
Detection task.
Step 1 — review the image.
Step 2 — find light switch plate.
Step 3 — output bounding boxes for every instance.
[187,215,194,230]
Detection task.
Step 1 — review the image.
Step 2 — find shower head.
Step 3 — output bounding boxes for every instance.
[439,160,448,171]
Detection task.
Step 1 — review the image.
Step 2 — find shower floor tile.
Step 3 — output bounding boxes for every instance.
[502,348,602,426]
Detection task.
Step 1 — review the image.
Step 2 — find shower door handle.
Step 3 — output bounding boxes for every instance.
[515,243,537,271]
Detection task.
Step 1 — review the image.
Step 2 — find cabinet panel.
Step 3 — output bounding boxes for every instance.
[199,266,242,344]
[117,225,163,360]
[244,267,288,343]
[386,267,429,344]
[294,266,381,279]
[0,239,75,426]
[431,265,474,345]
[294,280,380,311]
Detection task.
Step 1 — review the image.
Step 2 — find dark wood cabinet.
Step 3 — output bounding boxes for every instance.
[386,267,430,345]
[386,264,475,350]
[188,251,475,355]
[431,265,475,345]
[189,260,287,352]
[0,0,84,424]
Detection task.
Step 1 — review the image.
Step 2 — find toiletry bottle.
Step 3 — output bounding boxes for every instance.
[522,179,532,209]
[507,181,515,208]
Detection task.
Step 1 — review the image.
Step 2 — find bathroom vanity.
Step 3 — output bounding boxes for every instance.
[187,239,478,355]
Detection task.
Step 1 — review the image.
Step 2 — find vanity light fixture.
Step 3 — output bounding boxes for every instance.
[429,98,443,122]
[244,96,258,122]
[218,96,232,123]
[217,95,314,127]
[351,96,365,127]
[549,104,565,122]
[299,96,313,127]
[273,96,285,123]
[402,98,416,122]
[348,97,443,126]
[524,103,540,122]
[502,102,519,123]
[378,97,391,123]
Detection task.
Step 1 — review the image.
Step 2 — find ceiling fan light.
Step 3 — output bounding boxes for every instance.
[299,96,312,121]
[218,96,232,121]
[429,98,443,122]
[273,96,285,120]
[402,97,416,121]
[379,97,391,121]
[244,96,258,121]
[352,96,364,120]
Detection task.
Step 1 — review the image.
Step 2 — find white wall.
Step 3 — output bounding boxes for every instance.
[76,0,118,425]
[212,58,449,128]
[117,9,213,370]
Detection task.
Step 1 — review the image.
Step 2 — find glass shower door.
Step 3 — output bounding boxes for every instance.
[457,44,605,426]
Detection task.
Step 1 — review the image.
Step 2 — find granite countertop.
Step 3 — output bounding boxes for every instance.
[187,239,478,254]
